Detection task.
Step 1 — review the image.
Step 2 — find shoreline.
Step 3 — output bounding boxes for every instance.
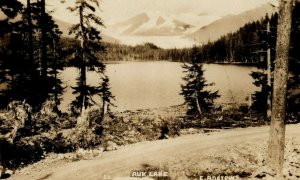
[103,59,259,66]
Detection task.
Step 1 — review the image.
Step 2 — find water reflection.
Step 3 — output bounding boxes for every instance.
[60,61,259,112]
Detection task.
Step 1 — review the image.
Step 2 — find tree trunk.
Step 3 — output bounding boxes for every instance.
[266,21,272,119]
[267,0,293,177]
[27,0,34,79]
[53,39,57,103]
[26,0,33,67]
[75,4,88,125]
[39,0,47,80]
[77,100,89,127]
[79,4,87,112]
[101,98,106,122]
[195,92,202,115]
[52,39,60,113]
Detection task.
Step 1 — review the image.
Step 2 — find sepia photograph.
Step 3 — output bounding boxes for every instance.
[0,0,299,179]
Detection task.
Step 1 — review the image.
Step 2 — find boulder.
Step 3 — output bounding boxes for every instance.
[105,141,118,151]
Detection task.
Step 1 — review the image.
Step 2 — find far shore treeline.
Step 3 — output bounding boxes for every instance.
[59,11,298,66]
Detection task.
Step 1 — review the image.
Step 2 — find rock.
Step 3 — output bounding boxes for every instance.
[76,148,86,156]
[93,147,104,157]
[0,165,4,177]
[253,167,276,179]
[105,141,118,151]
[5,169,13,175]
[123,117,130,123]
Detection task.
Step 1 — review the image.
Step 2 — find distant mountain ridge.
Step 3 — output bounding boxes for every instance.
[186,3,277,44]
[109,13,150,35]
[55,18,120,43]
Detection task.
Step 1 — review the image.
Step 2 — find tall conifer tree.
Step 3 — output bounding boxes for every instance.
[180,47,219,117]
[67,0,107,115]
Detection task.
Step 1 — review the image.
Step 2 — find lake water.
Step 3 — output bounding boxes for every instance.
[60,61,259,112]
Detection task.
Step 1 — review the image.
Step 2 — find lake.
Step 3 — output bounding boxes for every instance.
[60,61,259,112]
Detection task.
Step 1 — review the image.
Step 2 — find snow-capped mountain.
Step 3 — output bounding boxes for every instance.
[103,3,276,48]
[107,12,219,36]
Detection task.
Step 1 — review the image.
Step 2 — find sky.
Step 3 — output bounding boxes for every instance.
[21,0,277,25]
[16,0,277,48]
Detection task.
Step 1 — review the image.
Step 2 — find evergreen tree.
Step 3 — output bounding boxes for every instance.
[0,0,36,108]
[24,1,66,110]
[98,75,115,121]
[287,2,300,115]
[0,0,64,110]
[250,71,270,114]
[67,0,106,114]
[44,13,64,112]
[180,47,219,117]
[250,14,277,115]
[251,7,300,117]
[0,31,33,108]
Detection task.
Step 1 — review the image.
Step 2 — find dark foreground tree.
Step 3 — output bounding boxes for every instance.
[287,2,300,116]
[0,1,64,110]
[67,0,107,115]
[250,8,300,118]
[249,14,277,118]
[45,15,64,113]
[0,1,41,108]
[180,47,219,117]
[267,0,293,177]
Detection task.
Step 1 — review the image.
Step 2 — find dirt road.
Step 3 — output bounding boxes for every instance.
[10,124,300,180]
